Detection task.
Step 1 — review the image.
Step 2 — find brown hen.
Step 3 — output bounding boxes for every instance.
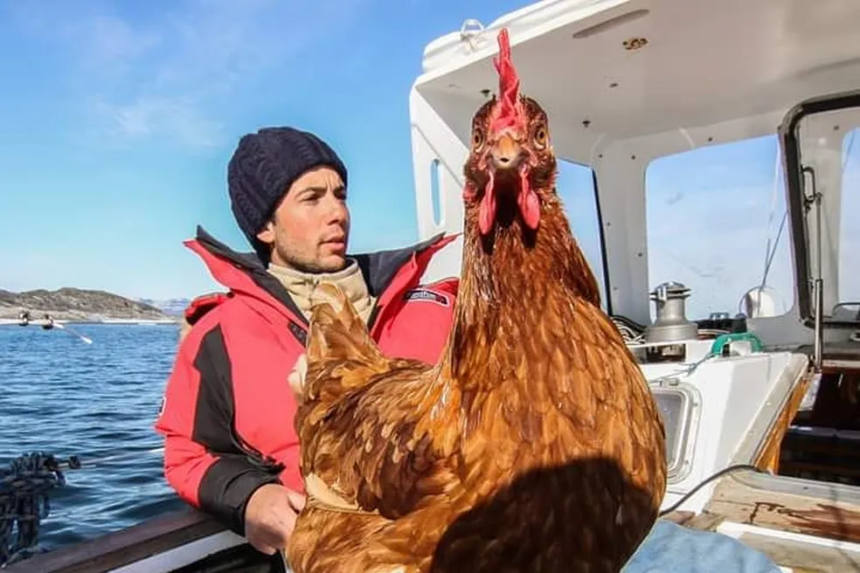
[286,28,667,573]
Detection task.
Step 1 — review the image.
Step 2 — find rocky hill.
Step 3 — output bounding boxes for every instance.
[0,287,175,322]
[135,297,192,317]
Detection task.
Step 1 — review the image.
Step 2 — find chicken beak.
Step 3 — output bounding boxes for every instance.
[490,132,523,171]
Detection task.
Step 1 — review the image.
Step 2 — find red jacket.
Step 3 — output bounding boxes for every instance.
[154,227,459,535]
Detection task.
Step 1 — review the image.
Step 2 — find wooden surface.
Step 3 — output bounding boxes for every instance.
[756,373,813,473]
[659,508,860,572]
[706,476,860,543]
[726,531,860,573]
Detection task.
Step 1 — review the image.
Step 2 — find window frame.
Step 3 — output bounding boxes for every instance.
[779,88,860,329]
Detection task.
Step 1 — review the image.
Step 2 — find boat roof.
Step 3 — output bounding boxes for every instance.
[413,0,860,165]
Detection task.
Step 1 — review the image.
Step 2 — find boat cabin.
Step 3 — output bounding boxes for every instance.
[9,0,860,571]
[411,0,860,569]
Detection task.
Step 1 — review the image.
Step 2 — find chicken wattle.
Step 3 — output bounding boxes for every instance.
[286,27,667,573]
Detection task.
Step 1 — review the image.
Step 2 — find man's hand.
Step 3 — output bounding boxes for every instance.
[288,353,307,400]
[244,483,307,555]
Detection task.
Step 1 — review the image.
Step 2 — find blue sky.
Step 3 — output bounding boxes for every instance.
[0,0,535,299]
[0,0,856,320]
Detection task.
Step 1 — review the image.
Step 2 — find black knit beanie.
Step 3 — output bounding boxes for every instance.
[227,127,348,260]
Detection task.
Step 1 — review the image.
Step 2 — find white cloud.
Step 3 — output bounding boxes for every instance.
[92,95,225,148]
[76,15,161,74]
[12,0,370,150]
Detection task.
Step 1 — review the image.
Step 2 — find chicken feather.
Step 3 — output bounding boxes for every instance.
[287,27,666,573]
[295,284,456,517]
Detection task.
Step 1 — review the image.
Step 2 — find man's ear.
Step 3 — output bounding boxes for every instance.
[256,221,275,245]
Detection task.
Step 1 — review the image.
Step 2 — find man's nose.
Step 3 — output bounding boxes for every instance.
[323,194,348,224]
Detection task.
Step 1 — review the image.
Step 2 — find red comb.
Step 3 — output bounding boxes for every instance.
[491,28,523,132]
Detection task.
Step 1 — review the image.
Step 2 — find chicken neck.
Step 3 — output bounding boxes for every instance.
[440,185,601,389]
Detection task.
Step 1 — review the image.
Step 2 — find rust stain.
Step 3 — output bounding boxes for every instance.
[747,501,860,543]
[749,501,781,523]
[787,503,860,542]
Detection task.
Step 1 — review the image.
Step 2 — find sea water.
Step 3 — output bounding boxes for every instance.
[0,323,185,553]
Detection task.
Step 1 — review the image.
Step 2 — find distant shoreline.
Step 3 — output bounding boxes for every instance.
[1,287,188,325]
[0,317,179,326]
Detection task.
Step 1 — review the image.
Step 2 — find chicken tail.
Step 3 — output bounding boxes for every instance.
[301,282,390,400]
[307,282,383,362]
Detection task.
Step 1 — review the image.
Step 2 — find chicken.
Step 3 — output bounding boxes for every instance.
[286,28,667,573]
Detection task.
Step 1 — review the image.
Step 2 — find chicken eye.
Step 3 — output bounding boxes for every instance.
[534,126,548,148]
[472,131,484,149]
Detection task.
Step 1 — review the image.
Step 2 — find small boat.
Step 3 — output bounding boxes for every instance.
[13,311,61,329]
[6,0,860,571]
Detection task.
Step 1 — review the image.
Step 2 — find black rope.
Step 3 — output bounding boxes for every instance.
[0,452,78,568]
[659,463,768,517]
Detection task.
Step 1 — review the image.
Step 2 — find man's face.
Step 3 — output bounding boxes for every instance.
[256,166,350,272]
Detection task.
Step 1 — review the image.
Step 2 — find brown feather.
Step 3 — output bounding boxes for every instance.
[287,33,666,573]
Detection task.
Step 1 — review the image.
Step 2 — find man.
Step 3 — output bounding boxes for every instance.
[156,126,781,573]
[154,126,459,556]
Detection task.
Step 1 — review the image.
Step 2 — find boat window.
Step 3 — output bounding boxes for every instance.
[788,102,860,325]
[558,160,608,311]
[651,385,699,482]
[839,128,860,317]
[644,136,795,321]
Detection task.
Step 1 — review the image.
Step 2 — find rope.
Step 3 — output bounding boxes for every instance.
[658,463,768,517]
[0,452,77,568]
[611,315,647,344]
[757,143,784,291]
[0,447,165,569]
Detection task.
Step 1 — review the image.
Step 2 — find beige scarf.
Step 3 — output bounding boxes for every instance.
[267,259,376,325]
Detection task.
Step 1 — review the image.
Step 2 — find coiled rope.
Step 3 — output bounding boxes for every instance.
[0,452,80,568]
[0,447,163,569]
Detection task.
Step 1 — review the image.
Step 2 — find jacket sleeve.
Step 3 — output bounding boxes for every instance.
[154,322,281,536]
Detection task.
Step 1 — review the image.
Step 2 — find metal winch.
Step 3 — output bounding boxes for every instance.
[645,281,698,344]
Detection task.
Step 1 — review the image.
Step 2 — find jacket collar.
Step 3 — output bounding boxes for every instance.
[186,225,455,326]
